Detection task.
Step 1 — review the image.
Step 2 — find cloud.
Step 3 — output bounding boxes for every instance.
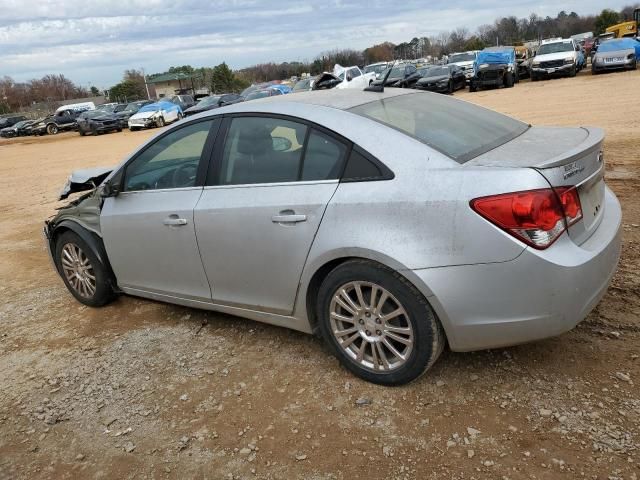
[0,0,627,86]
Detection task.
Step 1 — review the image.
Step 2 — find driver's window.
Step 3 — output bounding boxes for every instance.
[124,120,213,191]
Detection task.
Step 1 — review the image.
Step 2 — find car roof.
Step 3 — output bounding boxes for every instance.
[227,88,414,111]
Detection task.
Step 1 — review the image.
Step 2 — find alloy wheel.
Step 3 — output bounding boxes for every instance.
[60,243,96,298]
[329,281,414,373]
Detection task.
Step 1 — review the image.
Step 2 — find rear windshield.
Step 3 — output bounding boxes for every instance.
[349,93,529,163]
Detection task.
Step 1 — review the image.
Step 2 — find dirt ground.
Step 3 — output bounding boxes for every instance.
[1,69,639,480]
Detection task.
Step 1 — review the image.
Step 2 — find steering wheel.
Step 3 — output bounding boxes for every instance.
[171,162,198,188]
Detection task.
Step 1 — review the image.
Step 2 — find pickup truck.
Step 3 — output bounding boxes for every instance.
[530,38,583,80]
[32,109,83,135]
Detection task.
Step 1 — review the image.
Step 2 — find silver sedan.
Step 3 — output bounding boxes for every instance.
[44,89,622,385]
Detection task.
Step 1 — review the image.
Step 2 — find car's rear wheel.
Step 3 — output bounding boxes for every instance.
[447,80,454,94]
[46,124,58,135]
[317,260,445,385]
[55,231,115,307]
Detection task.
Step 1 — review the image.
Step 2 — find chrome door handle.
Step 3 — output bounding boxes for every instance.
[163,217,188,226]
[271,213,307,224]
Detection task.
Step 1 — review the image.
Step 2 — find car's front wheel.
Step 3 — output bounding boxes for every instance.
[46,124,58,135]
[317,260,445,385]
[55,231,115,307]
[156,116,165,128]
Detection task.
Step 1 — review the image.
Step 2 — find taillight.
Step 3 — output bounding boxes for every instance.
[470,187,582,249]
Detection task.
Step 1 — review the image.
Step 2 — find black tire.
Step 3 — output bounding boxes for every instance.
[447,80,454,94]
[469,82,477,92]
[316,260,445,385]
[531,73,539,82]
[116,127,122,132]
[46,124,58,135]
[91,124,98,136]
[568,65,577,77]
[129,126,139,131]
[156,116,165,128]
[54,231,115,307]
[79,128,86,136]
[504,72,514,88]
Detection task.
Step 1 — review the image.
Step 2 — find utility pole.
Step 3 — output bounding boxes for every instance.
[141,67,151,100]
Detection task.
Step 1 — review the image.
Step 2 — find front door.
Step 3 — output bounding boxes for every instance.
[101,119,218,300]
[194,115,349,315]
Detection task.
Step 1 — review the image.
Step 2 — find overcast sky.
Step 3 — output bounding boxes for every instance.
[0,0,630,88]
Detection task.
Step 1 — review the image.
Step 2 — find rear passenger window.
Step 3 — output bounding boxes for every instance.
[219,117,307,185]
[301,130,347,181]
[342,147,393,182]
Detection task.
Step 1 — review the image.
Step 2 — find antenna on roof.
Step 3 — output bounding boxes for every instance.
[364,60,397,93]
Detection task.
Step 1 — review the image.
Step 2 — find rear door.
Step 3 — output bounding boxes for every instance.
[101,119,219,300]
[194,115,349,315]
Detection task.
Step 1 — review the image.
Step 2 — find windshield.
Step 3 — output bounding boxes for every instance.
[349,93,528,163]
[426,67,449,77]
[79,111,106,119]
[196,96,221,107]
[448,53,475,63]
[138,104,161,113]
[293,78,312,91]
[537,41,574,55]
[245,91,270,100]
[388,67,406,77]
[598,39,636,52]
[365,64,387,74]
[124,102,144,113]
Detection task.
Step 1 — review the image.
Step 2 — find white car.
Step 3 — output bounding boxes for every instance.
[364,61,389,78]
[128,101,183,131]
[314,65,377,90]
[447,51,479,81]
[531,38,582,80]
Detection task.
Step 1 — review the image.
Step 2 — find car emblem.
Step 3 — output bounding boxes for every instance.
[597,151,604,164]
[563,161,585,180]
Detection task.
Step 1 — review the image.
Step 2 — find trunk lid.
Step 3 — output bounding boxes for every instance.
[467,126,605,245]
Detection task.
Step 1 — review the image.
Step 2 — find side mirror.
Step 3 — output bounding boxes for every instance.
[101,181,120,198]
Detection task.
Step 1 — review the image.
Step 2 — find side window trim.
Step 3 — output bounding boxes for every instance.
[206,113,353,187]
[119,117,221,193]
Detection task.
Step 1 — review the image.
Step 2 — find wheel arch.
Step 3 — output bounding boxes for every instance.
[50,220,118,288]
[299,250,442,336]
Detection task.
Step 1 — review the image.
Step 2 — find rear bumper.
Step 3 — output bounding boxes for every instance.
[413,186,622,351]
